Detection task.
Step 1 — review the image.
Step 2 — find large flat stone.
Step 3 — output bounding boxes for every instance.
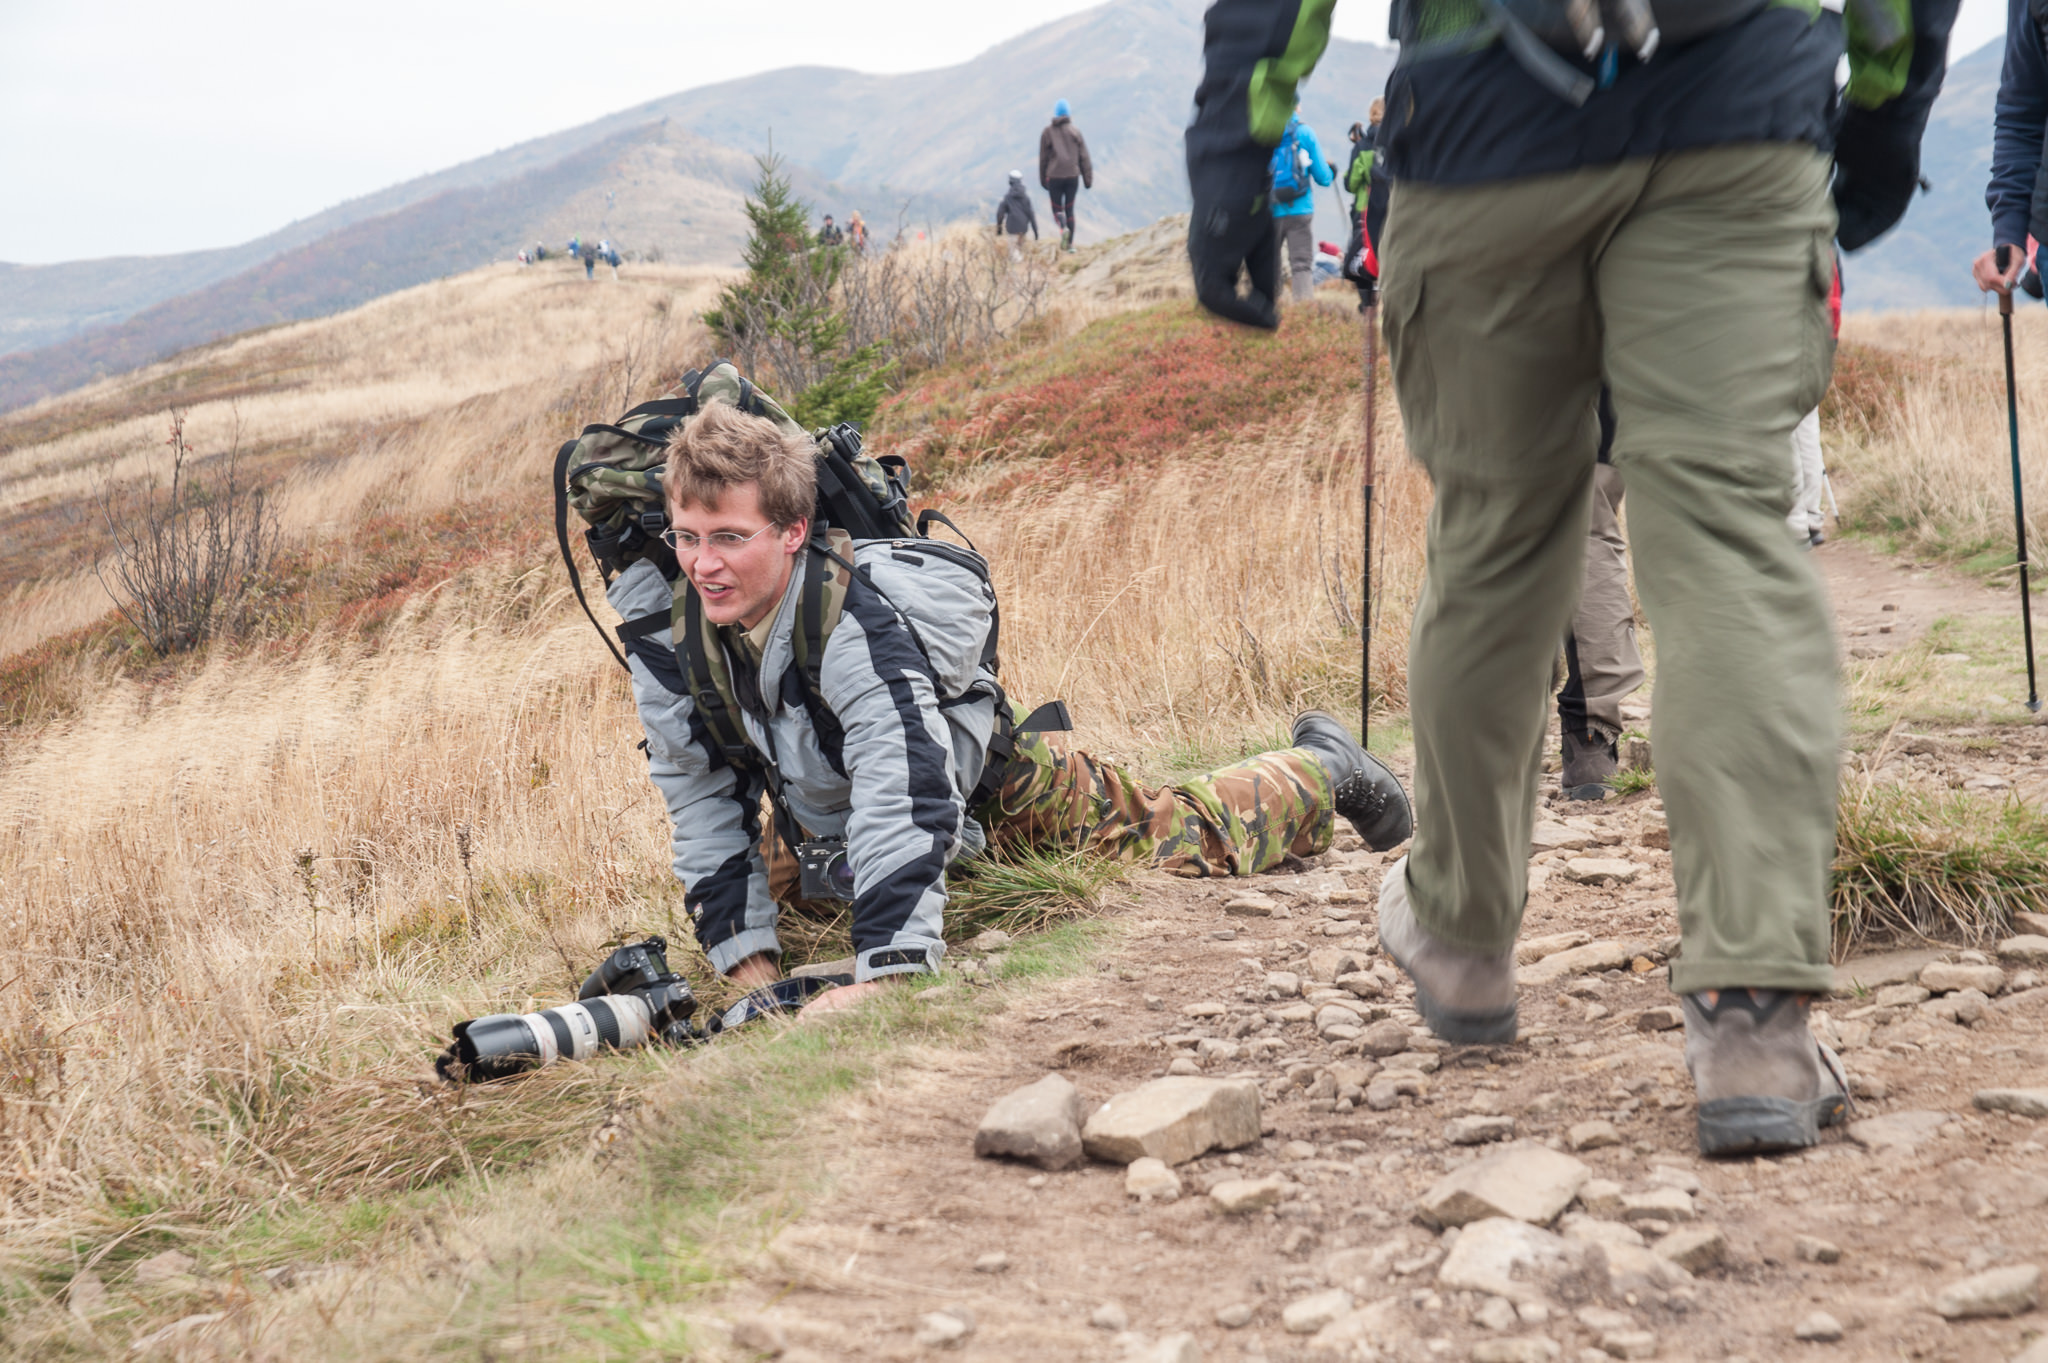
[1081,1076,1260,1166]
[1975,1088,2048,1118]
[1435,1216,1583,1305]
[1562,858,1641,886]
[1999,935,2048,966]
[974,1073,1087,1170]
[1848,1109,1953,1153]
[1921,962,2007,995]
[1516,931,1592,965]
[1830,947,1945,995]
[1518,941,1633,988]
[1933,1264,2040,1319]
[1417,1143,1590,1228]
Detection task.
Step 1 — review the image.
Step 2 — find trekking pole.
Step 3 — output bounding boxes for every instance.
[1360,293,1379,742]
[1997,244,2043,712]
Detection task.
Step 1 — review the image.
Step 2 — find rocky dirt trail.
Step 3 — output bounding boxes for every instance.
[700,544,2048,1363]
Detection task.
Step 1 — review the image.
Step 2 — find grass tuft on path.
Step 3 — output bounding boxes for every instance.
[1833,779,2048,950]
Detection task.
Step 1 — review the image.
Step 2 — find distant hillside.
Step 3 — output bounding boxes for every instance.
[0,0,1392,416]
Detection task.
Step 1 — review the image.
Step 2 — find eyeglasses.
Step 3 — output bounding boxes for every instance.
[661,523,780,552]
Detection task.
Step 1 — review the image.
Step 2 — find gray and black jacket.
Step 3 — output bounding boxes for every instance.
[607,543,1000,983]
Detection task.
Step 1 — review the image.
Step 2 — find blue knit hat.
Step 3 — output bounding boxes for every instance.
[1054,99,1071,117]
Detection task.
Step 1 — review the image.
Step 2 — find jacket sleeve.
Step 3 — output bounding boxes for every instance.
[995,199,1008,231]
[606,561,778,976]
[1028,198,1040,237]
[820,580,963,982]
[1307,127,1334,186]
[1039,128,1053,187]
[1078,130,1094,188]
[1991,0,2048,248]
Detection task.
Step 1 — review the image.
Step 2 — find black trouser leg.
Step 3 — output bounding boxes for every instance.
[1558,632,1590,740]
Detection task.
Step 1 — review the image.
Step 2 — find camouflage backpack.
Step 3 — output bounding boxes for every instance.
[552,359,916,665]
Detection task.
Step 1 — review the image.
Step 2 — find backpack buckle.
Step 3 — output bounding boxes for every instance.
[639,510,669,535]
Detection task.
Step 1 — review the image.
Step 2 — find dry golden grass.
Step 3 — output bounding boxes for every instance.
[1833,305,2048,567]
[0,234,1433,1355]
[960,386,1425,760]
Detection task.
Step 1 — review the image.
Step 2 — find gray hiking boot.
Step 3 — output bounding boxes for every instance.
[1682,989,1849,1158]
[1560,728,1618,801]
[1291,710,1413,851]
[1376,855,1518,1044]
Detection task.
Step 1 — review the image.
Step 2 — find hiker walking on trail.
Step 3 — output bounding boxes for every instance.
[995,171,1039,261]
[1789,254,1843,547]
[1270,108,1333,303]
[580,240,597,280]
[1342,100,1383,232]
[1040,100,1094,251]
[1189,0,1954,1157]
[591,368,1411,1016]
[1973,0,2048,296]
[1557,390,1645,802]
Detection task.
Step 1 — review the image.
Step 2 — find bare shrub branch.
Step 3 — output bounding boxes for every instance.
[95,407,279,655]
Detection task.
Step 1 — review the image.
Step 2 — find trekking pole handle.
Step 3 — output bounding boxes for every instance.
[2000,245,2018,317]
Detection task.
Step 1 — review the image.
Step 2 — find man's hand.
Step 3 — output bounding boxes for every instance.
[800,977,898,1018]
[1976,245,2026,294]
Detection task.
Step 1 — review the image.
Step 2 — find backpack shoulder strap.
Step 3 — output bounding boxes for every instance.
[555,437,631,673]
[676,583,757,768]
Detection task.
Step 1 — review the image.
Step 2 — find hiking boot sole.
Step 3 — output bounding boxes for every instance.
[1696,1092,1848,1158]
[1380,934,1519,1045]
[1563,781,1611,801]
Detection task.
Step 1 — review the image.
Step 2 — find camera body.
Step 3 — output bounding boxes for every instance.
[797,837,857,901]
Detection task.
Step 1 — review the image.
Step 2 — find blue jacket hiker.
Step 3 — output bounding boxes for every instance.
[1270,114,1333,301]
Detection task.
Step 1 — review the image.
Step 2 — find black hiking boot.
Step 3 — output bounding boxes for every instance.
[1291,710,1412,851]
[1683,989,1849,1158]
[1561,727,1618,801]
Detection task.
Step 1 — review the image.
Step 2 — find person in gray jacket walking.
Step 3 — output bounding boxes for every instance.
[1040,100,1094,251]
[995,170,1039,260]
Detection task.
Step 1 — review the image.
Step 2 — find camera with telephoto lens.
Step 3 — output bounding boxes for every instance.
[435,935,701,1082]
[797,836,857,901]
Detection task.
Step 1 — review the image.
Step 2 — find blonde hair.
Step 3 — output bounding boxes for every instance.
[665,401,816,528]
[1369,98,1386,124]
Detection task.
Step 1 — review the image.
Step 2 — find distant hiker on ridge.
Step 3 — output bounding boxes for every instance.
[846,210,869,253]
[995,170,1039,262]
[1270,105,1333,303]
[819,215,845,247]
[580,240,598,280]
[1039,100,1093,252]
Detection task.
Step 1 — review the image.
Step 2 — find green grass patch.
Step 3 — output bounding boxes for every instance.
[1833,780,2048,950]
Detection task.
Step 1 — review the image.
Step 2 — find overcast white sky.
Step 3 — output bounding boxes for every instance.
[0,0,2010,265]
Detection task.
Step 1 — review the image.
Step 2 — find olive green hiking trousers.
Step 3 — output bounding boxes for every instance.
[1380,145,1839,995]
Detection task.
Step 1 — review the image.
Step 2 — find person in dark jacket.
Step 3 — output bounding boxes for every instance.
[1039,100,1094,251]
[1976,0,2048,291]
[995,170,1039,261]
[1188,0,1954,1158]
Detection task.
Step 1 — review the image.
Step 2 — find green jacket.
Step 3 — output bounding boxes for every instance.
[1343,138,1375,215]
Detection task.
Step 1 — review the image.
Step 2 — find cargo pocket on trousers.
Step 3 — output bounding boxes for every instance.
[1794,229,1836,419]
[1380,269,1435,470]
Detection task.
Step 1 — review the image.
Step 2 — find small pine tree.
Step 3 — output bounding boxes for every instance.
[792,343,896,430]
[704,154,846,397]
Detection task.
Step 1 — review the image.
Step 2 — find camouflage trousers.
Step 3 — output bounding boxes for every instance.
[763,704,1337,900]
[975,702,1336,876]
